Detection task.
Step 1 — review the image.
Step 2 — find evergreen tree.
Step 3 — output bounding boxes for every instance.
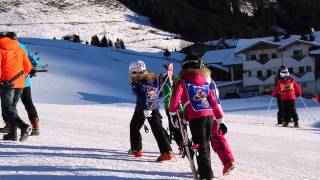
[73,35,81,43]
[163,48,171,59]
[101,35,109,47]
[91,35,101,47]
[119,39,125,49]
[108,38,113,47]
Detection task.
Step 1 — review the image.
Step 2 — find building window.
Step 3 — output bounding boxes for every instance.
[267,70,272,76]
[257,70,262,77]
[271,53,277,59]
[306,66,312,72]
[293,50,303,60]
[251,54,256,60]
[299,66,305,73]
[259,54,269,64]
[248,71,252,77]
[288,67,294,73]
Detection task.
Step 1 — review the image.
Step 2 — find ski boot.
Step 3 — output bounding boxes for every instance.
[3,125,17,141]
[293,122,299,128]
[30,118,40,136]
[19,125,32,142]
[282,122,289,127]
[128,149,143,157]
[0,122,11,133]
[223,160,235,176]
[157,151,173,162]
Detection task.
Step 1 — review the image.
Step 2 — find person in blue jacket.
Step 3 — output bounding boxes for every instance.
[0,32,41,136]
[18,41,41,136]
[128,60,172,161]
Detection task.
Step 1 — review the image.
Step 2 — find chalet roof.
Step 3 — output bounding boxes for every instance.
[206,63,230,73]
[202,48,242,66]
[310,49,320,56]
[278,39,320,50]
[205,38,238,47]
[235,40,281,54]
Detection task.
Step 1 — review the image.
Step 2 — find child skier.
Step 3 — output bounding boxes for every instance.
[169,54,224,179]
[128,60,173,161]
[158,72,184,154]
[271,66,302,127]
[207,77,235,176]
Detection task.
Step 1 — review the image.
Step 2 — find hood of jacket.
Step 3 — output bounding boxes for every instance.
[129,72,156,82]
[0,37,20,50]
[179,67,211,85]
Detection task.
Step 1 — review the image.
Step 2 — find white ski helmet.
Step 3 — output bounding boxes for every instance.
[129,60,146,74]
[280,66,289,78]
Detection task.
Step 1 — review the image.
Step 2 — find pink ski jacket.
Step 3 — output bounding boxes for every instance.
[169,68,223,121]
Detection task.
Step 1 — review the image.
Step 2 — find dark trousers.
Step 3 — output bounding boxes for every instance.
[276,95,283,124]
[282,100,299,124]
[189,116,213,179]
[1,88,28,129]
[21,86,38,123]
[165,109,183,147]
[130,109,172,154]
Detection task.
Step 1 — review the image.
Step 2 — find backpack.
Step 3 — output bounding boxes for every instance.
[182,80,212,112]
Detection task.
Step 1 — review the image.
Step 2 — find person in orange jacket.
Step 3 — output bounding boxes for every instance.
[0,34,32,142]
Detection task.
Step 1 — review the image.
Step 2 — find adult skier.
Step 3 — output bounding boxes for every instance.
[0,32,41,136]
[128,60,173,161]
[271,66,302,127]
[0,34,32,141]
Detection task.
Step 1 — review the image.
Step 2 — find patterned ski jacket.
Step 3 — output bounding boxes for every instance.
[129,72,160,111]
[169,68,223,121]
[18,41,40,87]
[271,77,302,100]
[0,37,32,88]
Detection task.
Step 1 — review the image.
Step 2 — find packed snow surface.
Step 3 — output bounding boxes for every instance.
[0,39,319,180]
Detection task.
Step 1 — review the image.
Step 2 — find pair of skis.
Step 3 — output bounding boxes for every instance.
[176,112,199,180]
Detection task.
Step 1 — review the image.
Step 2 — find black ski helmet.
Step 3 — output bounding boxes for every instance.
[182,54,204,69]
[0,32,17,39]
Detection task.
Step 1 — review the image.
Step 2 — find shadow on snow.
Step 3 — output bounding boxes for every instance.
[78,92,133,104]
[0,144,191,179]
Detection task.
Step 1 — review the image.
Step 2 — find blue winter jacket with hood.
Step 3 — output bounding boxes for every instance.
[18,41,40,87]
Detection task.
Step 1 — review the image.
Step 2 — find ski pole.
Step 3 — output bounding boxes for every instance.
[298,96,315,121]
[298,96,309,110]
[267,97,274,112]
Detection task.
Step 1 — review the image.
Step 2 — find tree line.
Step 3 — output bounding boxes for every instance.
[119,0,320,41]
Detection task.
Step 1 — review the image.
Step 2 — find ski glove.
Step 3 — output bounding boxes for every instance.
[218,122,228,135]
[143,110,152,118]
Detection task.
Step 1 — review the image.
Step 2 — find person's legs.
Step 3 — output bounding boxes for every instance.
[148,109,172,155]
[2,88,31,141]
[211,120,234,164]
[166,109,183,147]
[276,96,283,124]
[189,116,213,179]
[21,86,40,135]
[282,101,290,127]
[289,100,299,127]
[130,110,146,152]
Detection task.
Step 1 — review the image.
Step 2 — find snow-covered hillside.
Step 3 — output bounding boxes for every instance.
[0,39,320,180]
[0,0,189,52]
